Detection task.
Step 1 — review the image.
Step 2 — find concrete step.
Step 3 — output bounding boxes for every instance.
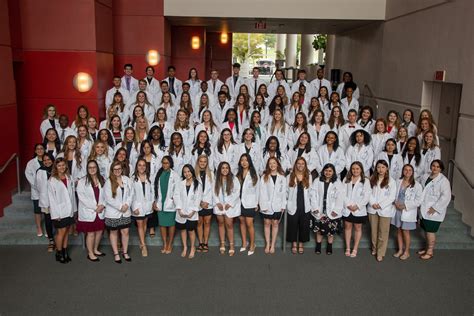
[1,193,473,250]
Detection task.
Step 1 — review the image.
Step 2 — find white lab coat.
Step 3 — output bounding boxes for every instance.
[376,152,404,180]
[338,123,361,151]
[220,121,242,143]
[210,102,232,124]
[419,173,451,222]
[173,126,195,148]
[310,78,332,96]
[250,105,270,128]
[286,175,312,215]
[225,75,246,98]
[308,124,330,150]
[421,147,441,176]
[105,87,130,109]
[402,154,425,182]
[213,143,238,172]
[367,177,397,217]
[342,178,371,218]
[143,76,161,96]
[174,180,202,223]
[131,178,154,217]
[316,145,346,175]
[156,103,178,125]
[266,123,290,152]
[393,179,423,222]
[240,172,259,209]
[95,155,112,179]
[259,174,287,215]
[25,158,42,200]
[114,142,140,168]
[371,133,391,158]
[40,119,59,139]
[57,127,75,146]
[78,139,92,159]
[155,170,180,211]
[310,179,344,220]
[336,83,360,100]
[185,79,202,99]
[234,143,263,174]
[167,148,191,175]
[267,80,291,99]
[340,97,359,119]
[163,77,183,97]
[35,169,51,208]
[402,121,417,138]
[207,79,224,98]
[121,76,139,94]
[262,151,291,174]
[103,176,133,219]
[252,125,268,150]
[246,77,266,99]
[198,172,214,209]
[76,177,105,221]
[213,177,241,218]
[291,79,316,98]
[345,144,374,177]
[194,123,220,146]
[287,147,319,172]
[358,119,376,134]
[56,152,87,183]
[48,176,76,220]
[150,121,173,147]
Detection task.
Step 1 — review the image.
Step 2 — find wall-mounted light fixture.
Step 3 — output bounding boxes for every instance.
[220,32,228,44]
[73,72,93,92]
[191,36,201,50]
[146,50,160,66]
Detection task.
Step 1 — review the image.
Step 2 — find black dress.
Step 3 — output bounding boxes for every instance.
[286,181,310,242]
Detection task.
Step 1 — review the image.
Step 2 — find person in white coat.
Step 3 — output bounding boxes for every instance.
[235,128,263,174]
[103,161,134,263]
[371,119,391,159]
[421,131,441,177]
[336,72,360,100]
[35,153,55,252]
[345,129,374,177]
[267,69,291,99]
[225,63,245,98]
[153,156,180,254]
[418,160,451,260]
[286,158,312,254]
[25,143,45,237]
[401,137,425,181]
[121,63,139,95]
[377,139,404,180]
[342,162,371,258]
[174,164,202,259]
[48,158,76,264]
[40,104,59,139]
[163,65,183,98]
[105,76,130,111]
[213,128,238,172]
[310,163,344,255]
[143,66,161,96]
[207,69,224,98]
[246,67,266,100]
[401,109,417,138]
[391,164,423,260]
[357,105,376,134]
[310,68,333,96]
[259,157,287,254]
[262,136,291,173]
[56,135,87,184]
[236,153,260,256]
[213,161,241,256]
[76,160,106,262]
[185,67,202,99]
[131,159,154,257]
[288,132,319,173]
[316,131,346,177]
[368,160,397,262]
[291,69,316,98]
[194,155,214,253]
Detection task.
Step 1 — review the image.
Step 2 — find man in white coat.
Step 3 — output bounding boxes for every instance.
[57,115,75,146]
[194,81,216,110]
[105,76,130,109]
[225,63,246,99]
[126,79,155,111]
[143,66,161,97]
[207,69,224,99]
[246,67,266,99]
[310,68,332,96]
[163,65,182,99]
[291,69,316,98]
[121,63,139,95]
[339,109,361,151]
[267,69,291,99]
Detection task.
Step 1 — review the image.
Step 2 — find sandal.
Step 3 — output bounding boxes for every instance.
[350,250,358,258]
[197,243,204,253]
[202,244,209,253]
[229,243,235,257]
[219,242,226,255]
[420,253,434,260]
[47,241,55,253]
[417,249,427,255]
[345,249,351,257]
[393,251,403,258]
[298,247,304,254]
[291,247,297,254]
[400,253,410,260]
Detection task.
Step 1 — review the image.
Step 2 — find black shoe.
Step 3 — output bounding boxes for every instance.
[56,250,66,264]
[315,243,322,255]
[87,255,100,262]
[326,243,333,255]
[114,253,122,264]
[94,252,106,257]
[122,252,132,262]
[63,248,72,263]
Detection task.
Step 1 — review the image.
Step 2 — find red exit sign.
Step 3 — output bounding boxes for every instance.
[255,21,266,30]
[434,70,446,81]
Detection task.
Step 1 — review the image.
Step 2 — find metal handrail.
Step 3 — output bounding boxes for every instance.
[360,84,379,118]
[0,153,21,194]
[448,159,474,189]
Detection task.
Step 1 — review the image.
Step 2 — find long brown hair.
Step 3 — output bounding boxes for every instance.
[289,157,310,188]
[74,105,90,128]
[214,161,234,196]
[174,109,191,130]
[85,160,105,186]
[345,161,366,183]
[400,164,415,188]
[51,157,70,180]
[108,161,123,198]
[370,160,390,188]
[262,157,285,182]
[61,135,83,170]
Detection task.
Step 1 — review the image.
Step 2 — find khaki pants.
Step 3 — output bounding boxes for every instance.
[368,213,391,257]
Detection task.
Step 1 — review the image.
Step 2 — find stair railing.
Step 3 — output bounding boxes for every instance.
[0,153,21,194]
[448,159,474,189]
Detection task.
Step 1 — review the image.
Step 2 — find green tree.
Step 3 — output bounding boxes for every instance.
[232,33,264,63]
[312,34,327,52]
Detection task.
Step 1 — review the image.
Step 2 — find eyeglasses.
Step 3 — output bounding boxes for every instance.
[113,168,122,171]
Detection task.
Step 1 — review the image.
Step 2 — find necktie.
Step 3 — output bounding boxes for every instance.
[213,81,216,93]
[254,79,258,96]
[169,78,175,96]
[61,129,66,144]
[126,77,130,91]
[233,76,238,88]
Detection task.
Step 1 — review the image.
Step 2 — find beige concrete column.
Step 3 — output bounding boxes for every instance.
[325,34,336,73]
[285,34,297,68]
[276,34,287,59]
[300,34,316,69]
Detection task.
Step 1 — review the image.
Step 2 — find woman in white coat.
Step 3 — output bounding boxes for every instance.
[401,137,425,181]
[195,155,214,253]
[213,128,238,171]
[235,128,263,174]
[368,160,397,262]
[421,131,441,177]
[35,153,55,252]
[103,161,134,264]
[310,163,344,255]
[153,156,180,254]
[376,139,404,180]
[259,157,287,254]
[345,129,374,177]
[40,104,59,138]
[25,143,45,237]
[213,161,241,256]
[167,132,191,175]
[342,161,371,258]
[418,160,451,260]
[48,158,76,264]
[391,164,423,260]
[174,164,202,259]
[286,157,312,254]
[57,135,87,184]
[131,159,154,257]
[76,160,106,262]
[316,131,346,177]
[236,153,259,256]
[288,132,319,173]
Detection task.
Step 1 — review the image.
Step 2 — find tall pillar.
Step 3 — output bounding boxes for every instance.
[325,34,336,74]
[276,34,286,60]
[285,34,297,68]
[300,34,316,70]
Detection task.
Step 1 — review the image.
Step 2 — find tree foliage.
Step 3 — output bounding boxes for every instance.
[312,34,327,52]
[232,33,264,63]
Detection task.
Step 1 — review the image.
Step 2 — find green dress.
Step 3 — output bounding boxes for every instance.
[158,170,175,227]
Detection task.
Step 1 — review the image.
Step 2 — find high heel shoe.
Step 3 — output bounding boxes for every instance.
[63,248,71,263]
[56,250,66,264]
[248,247,255,256]
[87,255,100,262]
[315,242,322,255]
[228,243,235,257]
[326,243,333,255]
[140,245,148,257]
[114,253,122,264]
[219,242,226,255]
[122,252,132,262]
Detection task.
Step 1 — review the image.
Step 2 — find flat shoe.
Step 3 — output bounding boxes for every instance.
[87,255,100,262]
[400,253,410,260]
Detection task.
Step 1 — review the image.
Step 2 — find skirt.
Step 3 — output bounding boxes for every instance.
[391,211,416,230]
[53,216,75,229]
[33,200,42,214]
[199,208,213,217]
[311,216,342,236]
[261,212,282,221]
[420,218,441,233]
[241,206,257,218]
[146,211,158,228]
[343,213,367,224]
[175,220,198,231]
[105,216,131,231]
[158,211,176,227]
[77,214,105,233]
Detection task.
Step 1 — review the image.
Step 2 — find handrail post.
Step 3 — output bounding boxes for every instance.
[282,210,287,253]
[16,156,21,194]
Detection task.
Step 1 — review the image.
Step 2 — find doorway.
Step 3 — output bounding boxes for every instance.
[421,81,462,171]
